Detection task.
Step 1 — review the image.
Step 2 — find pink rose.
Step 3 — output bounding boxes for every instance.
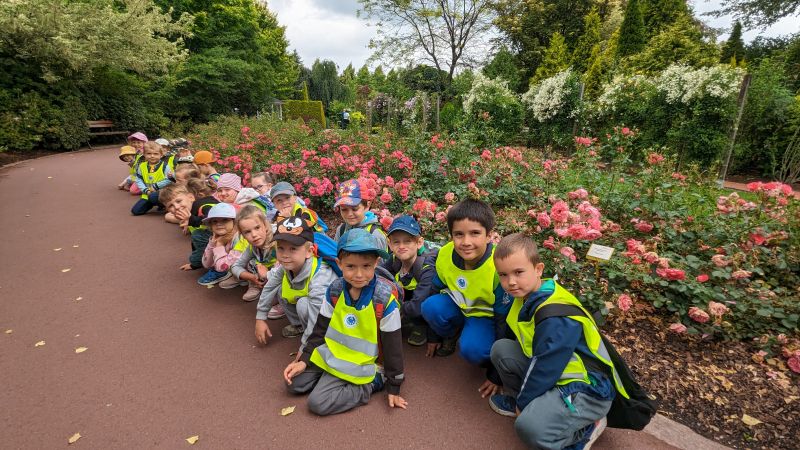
[643,252,660,264]
[711,254,729,267]
[688,307,710,324]
[444,192,455,203]
[543,236,557,250]
[435,211,447,222]
[621,127,632,136]
[656,268,686,281]
[568,188,589,200]
[559,246,577,263]
[669,323,687,334]
[550,201,570,223]
[731,269,752,280]
[696,274,709,283]
[647,153,665,165]
[537,212,551,228]
[380,191,393,204]
[617,294,633,312]
[788,356,800,374]
[707,301,729,317]
[380,216,394,230]
[633,220,654,233]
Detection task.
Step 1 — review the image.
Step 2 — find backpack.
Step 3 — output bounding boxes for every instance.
[313,231,342,276]
[534,304,659,431]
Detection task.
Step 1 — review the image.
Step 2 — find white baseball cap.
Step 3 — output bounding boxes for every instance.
[202,202,237,223]
[155,138,170,146]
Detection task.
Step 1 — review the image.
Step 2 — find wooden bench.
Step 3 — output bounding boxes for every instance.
[87,120,128,148]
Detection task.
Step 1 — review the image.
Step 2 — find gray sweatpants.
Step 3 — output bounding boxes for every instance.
[286,364,373,416]
[491,339,612,450]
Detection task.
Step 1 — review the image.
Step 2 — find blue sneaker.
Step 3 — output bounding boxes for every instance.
[370,371,385,394]
[489,394,517,418]
[197,269,231,286]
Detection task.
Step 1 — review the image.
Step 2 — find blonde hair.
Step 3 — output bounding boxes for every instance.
[237,205,274,244]
[143,141,164,155]
[174,164,201,182]
[158,183,191,204]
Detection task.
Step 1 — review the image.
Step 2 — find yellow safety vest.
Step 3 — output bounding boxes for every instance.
[137,160,169,199]
[310,294,380,385]
[186,199,217,234]
[129,154,142,178]
[253,245,277,269]
[232,234,250,254]
[435,242,497,317]
[506,280,630,399]
[281,258,320,304]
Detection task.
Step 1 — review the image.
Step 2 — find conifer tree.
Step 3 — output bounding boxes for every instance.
[720,21,745,64]
[617,0,646,57]
[572,8,602,73]
[533,32,570,83]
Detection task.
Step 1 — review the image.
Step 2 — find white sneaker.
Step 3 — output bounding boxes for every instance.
[242,284,262,302]
[583,416,607,450]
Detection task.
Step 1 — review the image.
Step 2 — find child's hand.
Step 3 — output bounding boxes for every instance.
[478,380,500,398]
[174,208,190,221]
[256,264,269,281]
[425,342,440,357]
[388,394,408,409]
[179,263,193,271]
[283,361,307,385]
[240,272,264,288]
[255,319,272,345]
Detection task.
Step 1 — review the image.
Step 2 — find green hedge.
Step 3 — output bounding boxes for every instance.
[283,100,326,128]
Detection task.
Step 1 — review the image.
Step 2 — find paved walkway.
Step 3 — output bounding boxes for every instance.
[1,148,694,448]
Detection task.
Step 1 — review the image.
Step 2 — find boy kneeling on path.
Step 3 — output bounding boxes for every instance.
[490,233,629,449]
[283,229,407,415]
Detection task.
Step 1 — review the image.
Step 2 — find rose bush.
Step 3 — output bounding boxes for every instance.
[189,115,800,347]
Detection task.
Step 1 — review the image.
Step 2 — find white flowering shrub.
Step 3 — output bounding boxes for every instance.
[655,64,744,105]
[522,69,582,148]
[463,72,523,143]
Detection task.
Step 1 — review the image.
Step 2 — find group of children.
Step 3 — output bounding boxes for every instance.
[118,132,631,449]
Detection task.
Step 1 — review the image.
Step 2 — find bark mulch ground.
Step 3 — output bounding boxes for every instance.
[605,306,799,450]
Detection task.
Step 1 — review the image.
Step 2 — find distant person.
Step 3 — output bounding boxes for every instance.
[341,109,350,129]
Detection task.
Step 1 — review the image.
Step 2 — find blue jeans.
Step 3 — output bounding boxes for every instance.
[421,293,495,366]
[190,229,211,269]
[131,191,161,216]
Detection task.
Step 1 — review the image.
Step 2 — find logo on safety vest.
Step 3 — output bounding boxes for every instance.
[344,313,358,328]
[456,276,468,290]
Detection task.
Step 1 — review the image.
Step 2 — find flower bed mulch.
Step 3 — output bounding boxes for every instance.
[605,307,799,450]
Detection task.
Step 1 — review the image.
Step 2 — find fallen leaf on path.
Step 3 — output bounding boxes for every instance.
[206,285,214,289]
[289,352,297,357]
[53,248,62,251]
[75,297,83,301]
[123,318,129,323]
[280,406,296,416]
[34,340,45,347]
[75,347,87,354]
[72,245,79,248]
[47,176,53,179]
[68,433,81,444]
[61,268,71,273]
[5,329,12,334]
[25,214,30,217]
[186,435,199,444]
[741,414,762,426]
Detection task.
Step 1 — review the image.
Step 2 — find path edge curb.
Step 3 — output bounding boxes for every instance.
[643,414,731,450]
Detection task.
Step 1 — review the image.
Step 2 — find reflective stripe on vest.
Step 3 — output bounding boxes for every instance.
[137,160,168,199]
[254,246,276,268]
[310,294,379,385]
[506,281,630,398]
[281,258,320,305]
[434,242,497,318]
[395,271,417,291]
[232,235,250,253]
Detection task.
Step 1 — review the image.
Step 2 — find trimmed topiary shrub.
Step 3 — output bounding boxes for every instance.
[283,100,326,128]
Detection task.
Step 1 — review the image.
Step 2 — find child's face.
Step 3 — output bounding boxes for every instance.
[197,164,212,175]
[216,187,238,203]
[166,193,194,215]
[339,203,368,226]
[128,140,145,152]
[209,218,235,237]
[338,252,379,289]
[388,231,423,262]
[174,170,190,183]
[273,193,296,212]
[178,148,192,157]
[451,218,491,266]
[495,249,545,299]
[143,147,163,164]
[239,217,270,248]
[251,176,273,196]
[276,241,313,272]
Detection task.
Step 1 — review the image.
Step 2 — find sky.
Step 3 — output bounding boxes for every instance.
[267,0,800,70]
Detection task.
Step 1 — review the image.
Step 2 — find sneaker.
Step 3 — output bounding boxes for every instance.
[489,394,517,418]
[407,325,427,346]
[583,417,607,450]
[370,371,385,394]
[219,276,247,289]
[435,336,457,357]
[282,324,304,338]
[242,284,262,302]
[197,269,232,286]
[267,303,286,320]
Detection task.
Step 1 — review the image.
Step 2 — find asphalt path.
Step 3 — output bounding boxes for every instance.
[0,148,677,449]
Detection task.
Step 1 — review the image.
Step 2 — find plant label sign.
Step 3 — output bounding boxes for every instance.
[586,244,614,263]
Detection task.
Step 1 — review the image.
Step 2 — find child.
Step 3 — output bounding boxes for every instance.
[381,215,435,346]
[418,199,510,398]
[489,233,625,449]
[199,202,242,286]
[172,164,201,184]
[332,179,387,252]
[245,172,277,217]
[193,151,220,186]
[271,181,323,231]
[162,181,218,271]
[131,142,173,216]
[117,146,139,191]
[283,228,407,416]
[254,217,337,351]
[231,205,277,302]
[215,173,242,206]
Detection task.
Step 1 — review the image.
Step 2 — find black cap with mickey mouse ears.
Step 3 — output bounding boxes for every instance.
[272,216,315,246]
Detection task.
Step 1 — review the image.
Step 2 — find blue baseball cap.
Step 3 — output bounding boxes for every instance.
[337,228,390,259]
[387,215,421,237]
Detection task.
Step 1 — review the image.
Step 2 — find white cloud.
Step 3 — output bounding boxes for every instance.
[691,0,799,41]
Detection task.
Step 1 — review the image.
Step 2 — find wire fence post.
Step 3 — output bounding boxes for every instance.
[718,74,752,187]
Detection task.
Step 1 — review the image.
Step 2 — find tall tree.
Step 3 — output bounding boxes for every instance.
[358,0,495,83]
[356,64,371,87]
[533,32,570,83]
[308,59,344,110]
[640,0,690,36]
[572,8,602,73]
[626,16,719,73]
[617,0,646,57]
[711,0,800,28]
[483,46,523,91]
[720,21,746,63]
